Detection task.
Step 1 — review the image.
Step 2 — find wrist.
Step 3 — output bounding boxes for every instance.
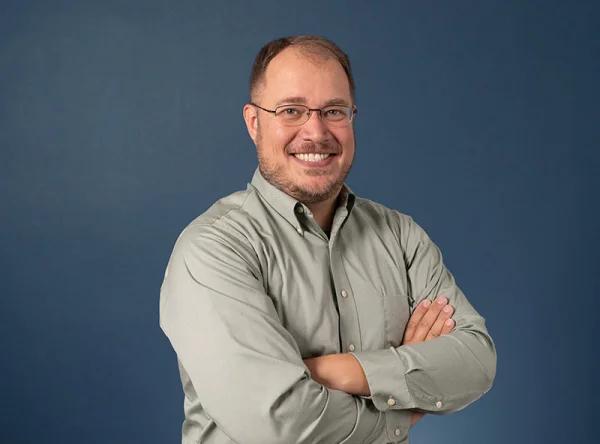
[343,353,370,395]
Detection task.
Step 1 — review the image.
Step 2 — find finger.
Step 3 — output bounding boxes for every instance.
[403,299,431,343]
[440,317,455,335]
[425,303,454,341]
[412,296,448,342]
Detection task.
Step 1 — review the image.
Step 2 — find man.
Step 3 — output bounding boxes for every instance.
[160,35,496,444]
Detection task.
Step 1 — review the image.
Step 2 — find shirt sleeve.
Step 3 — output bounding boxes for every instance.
[350,214,497,414]
[159,224,385,444]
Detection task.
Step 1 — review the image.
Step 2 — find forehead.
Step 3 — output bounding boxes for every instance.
[259,47,352,105]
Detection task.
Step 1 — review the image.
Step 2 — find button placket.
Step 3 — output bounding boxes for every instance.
[329,240,361,354]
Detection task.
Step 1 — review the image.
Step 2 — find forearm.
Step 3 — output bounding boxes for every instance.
[304,352,428,428]
[303,353,370,396]
[351,323,496,413]
[304,299,496,415]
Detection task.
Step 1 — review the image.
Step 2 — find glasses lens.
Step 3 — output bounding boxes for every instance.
[322,106,352,123]
[275,105,309,124]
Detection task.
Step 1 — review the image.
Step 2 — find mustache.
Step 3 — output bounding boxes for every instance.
[287,141,340,155]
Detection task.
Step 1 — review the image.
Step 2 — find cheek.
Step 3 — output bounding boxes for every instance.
[337,131,355,153]
[265,125,297,150]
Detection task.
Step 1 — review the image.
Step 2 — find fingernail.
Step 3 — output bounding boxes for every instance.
[443,305,452,313]
[437,296,447,305]
[422,300,431,307]
[445,319,454,326]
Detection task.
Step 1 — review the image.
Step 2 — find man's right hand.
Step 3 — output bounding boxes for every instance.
[403,295,455,426]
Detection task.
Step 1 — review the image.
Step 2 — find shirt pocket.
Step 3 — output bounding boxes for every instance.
[382,291,411,348]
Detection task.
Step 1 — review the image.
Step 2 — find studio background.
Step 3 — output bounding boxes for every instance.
[1,1,598,443]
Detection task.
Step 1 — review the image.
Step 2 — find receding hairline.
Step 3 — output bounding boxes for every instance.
[252,47,346,101]
[249,36,355,103]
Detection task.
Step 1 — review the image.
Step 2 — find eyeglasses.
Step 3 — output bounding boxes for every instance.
[249,102,357,127]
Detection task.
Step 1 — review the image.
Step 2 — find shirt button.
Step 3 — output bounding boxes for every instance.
[387,397,396,406]
[295,206,304,214]
[435,400,442,408]
[341,289,348,298]
[348,343,355,352]
[394,428,401,436]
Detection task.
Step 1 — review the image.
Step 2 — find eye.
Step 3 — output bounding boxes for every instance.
[324,107,348,120]
[277,106,304,116]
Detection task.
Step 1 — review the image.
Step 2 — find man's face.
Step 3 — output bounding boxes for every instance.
[243,47,355,204]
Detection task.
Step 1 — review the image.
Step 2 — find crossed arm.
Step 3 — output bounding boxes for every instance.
[303,295,456,426]
[161,215,496,442]
[303,213,496,429]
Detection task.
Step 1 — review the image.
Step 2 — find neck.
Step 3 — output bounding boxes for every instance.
[305,191,341,234]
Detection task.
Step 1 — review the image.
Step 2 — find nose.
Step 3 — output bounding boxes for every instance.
[299,109,331,141]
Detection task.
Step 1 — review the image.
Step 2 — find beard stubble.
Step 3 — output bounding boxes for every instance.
[256,137,353,205]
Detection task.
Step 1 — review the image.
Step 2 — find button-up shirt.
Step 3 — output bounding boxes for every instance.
[159,167,496,444]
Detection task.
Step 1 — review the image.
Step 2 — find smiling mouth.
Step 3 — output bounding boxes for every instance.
[292,153,333,162]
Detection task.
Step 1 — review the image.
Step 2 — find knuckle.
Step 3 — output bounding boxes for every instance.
[442,320,455,332]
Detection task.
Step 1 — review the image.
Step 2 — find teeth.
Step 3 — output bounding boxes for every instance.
[294,153,331,162]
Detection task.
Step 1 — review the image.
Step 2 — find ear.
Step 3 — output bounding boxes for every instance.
[243,104,259,145]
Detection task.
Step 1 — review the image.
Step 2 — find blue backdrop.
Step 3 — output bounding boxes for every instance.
[1,1,598,443]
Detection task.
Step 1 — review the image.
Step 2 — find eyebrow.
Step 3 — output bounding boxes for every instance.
[275,96,351,107]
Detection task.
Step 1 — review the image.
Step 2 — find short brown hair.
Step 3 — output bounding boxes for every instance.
[249,35,355,102]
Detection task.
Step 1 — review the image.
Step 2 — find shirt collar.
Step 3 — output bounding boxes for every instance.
[248,167,356,232]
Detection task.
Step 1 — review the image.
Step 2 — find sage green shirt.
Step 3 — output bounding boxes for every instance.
[159,167,496,444]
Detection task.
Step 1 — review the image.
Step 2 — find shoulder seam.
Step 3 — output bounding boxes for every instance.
[188,187,256,230]
[354,196,411,219]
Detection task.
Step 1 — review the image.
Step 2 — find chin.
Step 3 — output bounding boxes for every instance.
[290,179,340,203]
[295,174,334,190]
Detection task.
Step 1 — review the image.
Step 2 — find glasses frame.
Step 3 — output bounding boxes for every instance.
[249,102,357,127]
